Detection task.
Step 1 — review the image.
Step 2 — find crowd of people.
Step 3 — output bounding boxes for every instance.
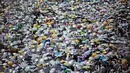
[0,0,130,73]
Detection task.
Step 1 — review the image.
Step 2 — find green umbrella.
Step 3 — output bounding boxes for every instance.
[80,31,84,35]
[98,2,104,5]
[82,37,86,41]
[34,26,39,29]
[62,69,70,73]
[17,24,23,29]
[66,0,71,2]
[10,26,14,29]
[83,65,90,69]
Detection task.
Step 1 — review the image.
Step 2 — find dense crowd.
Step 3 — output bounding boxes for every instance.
[0,0,130,73]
